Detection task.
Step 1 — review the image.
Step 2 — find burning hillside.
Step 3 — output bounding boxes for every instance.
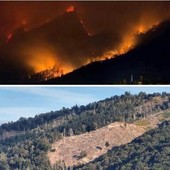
[0,7,113,82]
[46,19,170,84]
[1,2,170,83]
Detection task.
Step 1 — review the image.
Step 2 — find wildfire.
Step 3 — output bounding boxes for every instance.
[91,33,136,62]
[134,16,160,34]
[25,48,56,72]
[27,20,161,80]
[118,22,160,55]
[66,6,75,13]
[26,48,74,80]
[86,21,161,64]
[136,25,146,34]
[31,56,56,73]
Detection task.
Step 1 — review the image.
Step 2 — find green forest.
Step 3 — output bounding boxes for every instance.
[0,92,170,169]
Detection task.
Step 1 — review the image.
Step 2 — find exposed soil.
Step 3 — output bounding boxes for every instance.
[48,122,145,167]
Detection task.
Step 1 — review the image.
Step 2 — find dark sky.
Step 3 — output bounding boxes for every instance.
[1,2,170,36]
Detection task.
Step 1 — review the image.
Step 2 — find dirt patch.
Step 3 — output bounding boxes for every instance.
[47,122,145,167]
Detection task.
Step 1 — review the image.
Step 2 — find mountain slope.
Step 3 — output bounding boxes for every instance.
[46,20,170,84]
[77,121,170,170]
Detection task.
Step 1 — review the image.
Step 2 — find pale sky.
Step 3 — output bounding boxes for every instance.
[0,86,170,123]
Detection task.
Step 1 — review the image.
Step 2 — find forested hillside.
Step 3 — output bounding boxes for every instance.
[1,92,170,133]
[0,92,170,169]
[77,121,170,170]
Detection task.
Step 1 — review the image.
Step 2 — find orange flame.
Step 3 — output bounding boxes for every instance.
[24,47,55,72]
[30,56,56,73]
[66,6,75,13]
[136,25,146,34]
[86,21,160,64]
[26,47,74,79]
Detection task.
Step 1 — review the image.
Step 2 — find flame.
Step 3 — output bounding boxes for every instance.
[28,52,57,73]
[85,20,161,64]
[117,22,159,56]
[136,25,146,33]
[134,23,154,35]
[26,47,74,80]
[91,33,136,62]
[119,18,161,55]
[66,6,75,13]
[24,47,57,73]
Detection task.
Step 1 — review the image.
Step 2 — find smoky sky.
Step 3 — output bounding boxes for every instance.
[1,2,170,35]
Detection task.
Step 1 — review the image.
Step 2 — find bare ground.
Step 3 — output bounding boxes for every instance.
[48,122,145,167]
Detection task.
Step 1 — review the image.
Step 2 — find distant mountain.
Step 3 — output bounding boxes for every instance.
[46,20,170,84]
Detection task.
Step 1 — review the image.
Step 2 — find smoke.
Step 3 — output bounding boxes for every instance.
[1,2,170,82]
[1,2,170,40]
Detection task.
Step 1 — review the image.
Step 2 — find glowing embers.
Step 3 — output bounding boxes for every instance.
[66,6,75,13]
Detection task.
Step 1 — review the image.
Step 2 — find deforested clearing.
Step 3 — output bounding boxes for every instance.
[48,122,145,167]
